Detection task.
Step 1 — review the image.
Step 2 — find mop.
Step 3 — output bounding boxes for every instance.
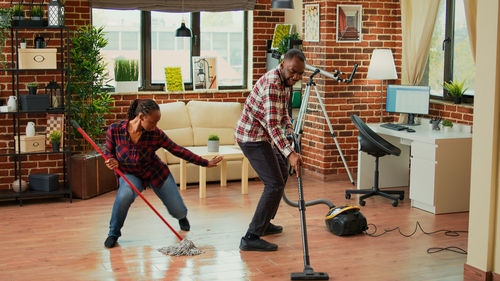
[71,120,203,256]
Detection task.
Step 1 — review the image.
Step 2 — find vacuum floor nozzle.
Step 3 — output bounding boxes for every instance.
[291,268,329,280]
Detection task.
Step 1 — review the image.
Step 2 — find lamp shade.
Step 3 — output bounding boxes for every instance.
[271,0,294,10]
[366,49,398,80]
[175,22,191,37]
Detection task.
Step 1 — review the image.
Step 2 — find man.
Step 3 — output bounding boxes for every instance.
[234,49,305,251]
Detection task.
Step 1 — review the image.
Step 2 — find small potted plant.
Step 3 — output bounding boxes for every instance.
[20,37,26,49]
[207,133,220,152]
[442,119,453,133]
[30,5,43,21]
[27,82,38,95]
[443,79,468,104]
[50,130,62,152]
[114,58,139,93]
[12,5,24,21]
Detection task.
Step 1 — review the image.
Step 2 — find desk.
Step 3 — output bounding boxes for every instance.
[357,121,472,214]
[179,146,249,198]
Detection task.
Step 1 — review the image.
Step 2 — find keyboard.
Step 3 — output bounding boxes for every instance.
[380,123,409,131]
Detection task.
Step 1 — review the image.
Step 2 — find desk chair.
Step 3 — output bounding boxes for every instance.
[346,115,405,207]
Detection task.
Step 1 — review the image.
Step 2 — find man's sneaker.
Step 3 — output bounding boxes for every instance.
[239,237,278,251]
[104,236,118,248]
[263,223,283,236]
[179,217,190,231]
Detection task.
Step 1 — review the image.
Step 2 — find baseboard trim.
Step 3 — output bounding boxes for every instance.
[464,263,493,281]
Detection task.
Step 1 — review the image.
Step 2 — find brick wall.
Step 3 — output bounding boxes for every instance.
[0,0,475,189]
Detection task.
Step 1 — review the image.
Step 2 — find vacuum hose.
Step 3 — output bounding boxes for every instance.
[282,134,335,209]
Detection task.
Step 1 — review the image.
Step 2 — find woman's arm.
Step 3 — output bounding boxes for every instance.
[104,125,119,170]
[158,129,210,166]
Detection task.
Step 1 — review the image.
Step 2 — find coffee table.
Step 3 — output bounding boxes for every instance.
[179,146,249,198]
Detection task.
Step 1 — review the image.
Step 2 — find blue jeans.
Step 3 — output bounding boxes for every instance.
[108,174,187,237]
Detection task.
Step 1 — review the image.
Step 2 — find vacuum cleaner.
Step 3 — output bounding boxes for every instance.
[284,134,330,280]
[283,135,368,280]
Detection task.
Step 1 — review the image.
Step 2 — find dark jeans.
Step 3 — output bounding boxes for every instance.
[238,141,288,236]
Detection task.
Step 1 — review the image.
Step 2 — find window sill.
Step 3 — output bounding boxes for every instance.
[430,99,473,109]
[112,89,251,95]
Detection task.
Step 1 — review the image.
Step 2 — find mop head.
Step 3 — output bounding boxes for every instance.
[158,239,203,256]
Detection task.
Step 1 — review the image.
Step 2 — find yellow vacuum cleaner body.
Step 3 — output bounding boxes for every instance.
[325,206,367,236]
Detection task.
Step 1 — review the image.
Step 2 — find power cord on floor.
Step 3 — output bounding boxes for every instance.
[365,221,468,255]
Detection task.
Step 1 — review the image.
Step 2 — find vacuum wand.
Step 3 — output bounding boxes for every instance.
[71,120,183,241]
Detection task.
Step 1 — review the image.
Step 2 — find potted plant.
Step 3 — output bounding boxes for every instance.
[70,25,117,199]
[0,8,11,68]
[442,119,453,133]
[50,130,62,152]
[114,58,139,93]
[443,79,468,104]
[20,37,26,49]
[207,134,220,152]
[12,5,24,21]
[30,5,43,21]
[27,82,38,95]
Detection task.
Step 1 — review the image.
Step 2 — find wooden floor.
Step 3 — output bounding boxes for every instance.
[0,177,468,281]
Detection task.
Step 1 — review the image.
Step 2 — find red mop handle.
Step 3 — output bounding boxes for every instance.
[71,120,183,241]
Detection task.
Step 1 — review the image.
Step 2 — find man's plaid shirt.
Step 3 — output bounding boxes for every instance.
[105,121,208,189]
[234,67,293,157]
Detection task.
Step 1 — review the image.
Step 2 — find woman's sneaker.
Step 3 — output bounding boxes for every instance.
[179,217,190,231]
[104,236,118,248]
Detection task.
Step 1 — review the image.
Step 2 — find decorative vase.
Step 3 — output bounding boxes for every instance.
[12,179,28,192]
[52,142,60,152]
[115,81,139,93]
[26,122,35,137]
[207,140,219,152]
[7,96,17,111]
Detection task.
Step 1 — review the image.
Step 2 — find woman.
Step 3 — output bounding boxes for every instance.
[103,99,223,248]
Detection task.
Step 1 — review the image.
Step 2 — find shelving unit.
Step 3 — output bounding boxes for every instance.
[0,20,72,205]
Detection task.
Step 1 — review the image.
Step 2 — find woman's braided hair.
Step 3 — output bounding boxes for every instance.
[127,99,160,120]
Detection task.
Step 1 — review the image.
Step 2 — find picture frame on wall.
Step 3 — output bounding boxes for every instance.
[192,56,218,90]
[336,4,362,43]
[164,67,184,92]
[304,4,320,42]
[271,24,294,50]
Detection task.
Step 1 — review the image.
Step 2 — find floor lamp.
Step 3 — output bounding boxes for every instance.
[366,49,398,121]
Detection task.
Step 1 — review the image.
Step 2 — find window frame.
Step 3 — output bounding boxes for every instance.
[426,0,474,104]
[93,10,248,92]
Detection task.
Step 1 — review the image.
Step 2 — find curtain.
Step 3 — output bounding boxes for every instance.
[90,0,256,12]
[400,0,441,85]
[464,0,477,62]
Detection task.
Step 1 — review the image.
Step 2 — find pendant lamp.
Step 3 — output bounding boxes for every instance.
[176,0,191,37]
[271,0,294,10]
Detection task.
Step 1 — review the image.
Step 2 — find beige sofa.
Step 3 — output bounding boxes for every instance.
[155,100,258,185]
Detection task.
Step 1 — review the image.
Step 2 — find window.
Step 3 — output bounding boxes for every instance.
[424,0,475,98]
[92,9,141,88]
[92,9,247,90]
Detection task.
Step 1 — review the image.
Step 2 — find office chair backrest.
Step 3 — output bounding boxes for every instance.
[350,115,401,157]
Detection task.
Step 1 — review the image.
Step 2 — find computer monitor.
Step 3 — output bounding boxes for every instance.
[386,85,430,125]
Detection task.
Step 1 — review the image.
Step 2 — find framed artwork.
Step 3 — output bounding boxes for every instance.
[271,24,294,50]
[46,114,64,146]
[304,4,320,42]
[336,4,362,43]
[164,67,184,92]
[192,56,218,90]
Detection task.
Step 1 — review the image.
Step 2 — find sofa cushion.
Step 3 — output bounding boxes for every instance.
[157,102,194,165]
[187,101,241,146]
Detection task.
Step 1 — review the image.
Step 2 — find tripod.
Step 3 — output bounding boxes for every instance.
[293,64,358,185]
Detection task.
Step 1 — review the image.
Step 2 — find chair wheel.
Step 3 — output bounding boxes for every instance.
[345,193,351,199]
[399,194,404,200]
[392,200,398,207]
[359,200,365,206]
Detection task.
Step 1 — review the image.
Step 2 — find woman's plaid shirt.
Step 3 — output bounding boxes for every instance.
[234,67,293,157]
[105,121,208,189]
